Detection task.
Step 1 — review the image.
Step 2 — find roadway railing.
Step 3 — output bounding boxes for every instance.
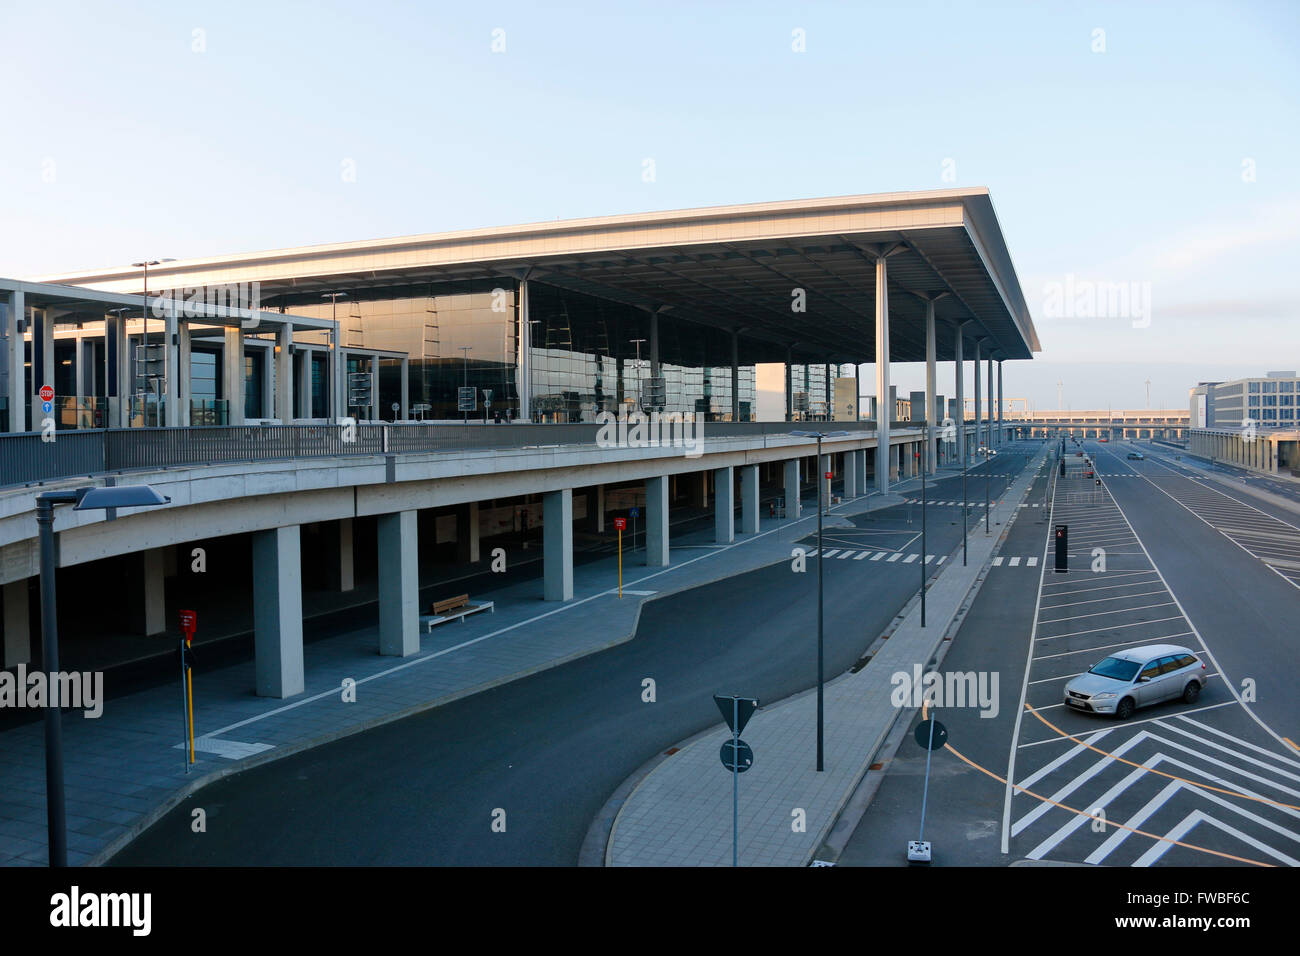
[0,419,897,491]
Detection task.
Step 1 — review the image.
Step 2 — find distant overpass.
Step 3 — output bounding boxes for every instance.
[1003,409,1189,440]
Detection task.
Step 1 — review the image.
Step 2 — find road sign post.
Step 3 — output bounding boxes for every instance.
[714,695,758,866]
[178,609,197,771]
[613,517,626,596]
[909,709,948,863]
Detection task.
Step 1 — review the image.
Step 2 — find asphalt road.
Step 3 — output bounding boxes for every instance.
[111,446,1038,866]
[841,437,1300,868]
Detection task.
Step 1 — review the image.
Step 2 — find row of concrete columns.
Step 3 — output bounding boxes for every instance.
[1192,430,1279,474]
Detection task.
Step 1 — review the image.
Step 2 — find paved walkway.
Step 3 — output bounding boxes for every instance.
[0,481,906,867]
[605,446,1053,866]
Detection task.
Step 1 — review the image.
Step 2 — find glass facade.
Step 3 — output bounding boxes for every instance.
[274,279,760,422]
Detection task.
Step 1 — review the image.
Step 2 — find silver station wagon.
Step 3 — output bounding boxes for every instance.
[1063,644,1207,719]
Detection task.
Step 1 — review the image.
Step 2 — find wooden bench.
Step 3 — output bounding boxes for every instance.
[419,593,495,632]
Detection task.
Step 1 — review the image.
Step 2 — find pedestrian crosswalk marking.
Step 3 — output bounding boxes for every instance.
[1010,556,1021,566]
[887,553,902,562]
[992,556,1004,566]
[904,553,918,563]
[871,552,886,561]
[854,550,870,560]
[821,549,840,558]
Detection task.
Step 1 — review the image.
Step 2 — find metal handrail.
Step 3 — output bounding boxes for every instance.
[0,419,885,490]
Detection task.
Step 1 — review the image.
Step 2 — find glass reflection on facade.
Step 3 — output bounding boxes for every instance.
[274,279,761,423]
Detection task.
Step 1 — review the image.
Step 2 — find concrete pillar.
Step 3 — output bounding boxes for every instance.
[277,322,293,423]
[164,297,179,426]
[731,329,740,421]
[596,485,605,533]
[3,579,30,667]
[296,348,312,419]
[644,475,670,566]
[844,447,858,497]
[714,466,735,543]
[819,453,831,510]
[856,449,867,492]
[953,323,965,466]
[223,327,245,425]
[543,489,573,600]
[784,458,802,519]
[252,525,305,699]
[997,360,1004,446]
[923,300,937,473]
[32,308,53,432]
[400,357,410,420]
[740,464,759,534]
[4,290,24,432]
[517,278,531,420]
[784,348,793,421]
[987,354,995,451]
[377,510,419,657]
[177,321,192,426]
[698,471,709,508]
[104,311,126,428]
[973,339,982,458]
[335,517,355,592]
[874,256,891,494]
[369,359,379,422]
[141,548,166,636]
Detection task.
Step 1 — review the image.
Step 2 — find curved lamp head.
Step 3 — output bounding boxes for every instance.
[74,485,171,511]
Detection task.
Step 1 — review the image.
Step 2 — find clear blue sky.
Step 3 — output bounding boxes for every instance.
[2,1,1297,409]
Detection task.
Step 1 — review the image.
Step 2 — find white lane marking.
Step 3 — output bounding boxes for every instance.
[1015,700,1236,747]
[1014,732,1147,837]
[903,554,918,563]
[1032,632,1197,660]
[1102,465,1300,758]
[924,554,935,564]
[870,552,886,561]
[887,553,902,562]
[1027,556,1038,567]
[992,556,1004,566]
[1176,715,1300,769]
[1009,556,1021,566]
[1038,588,1167,611]
[1133,809,1299,868]
[821,549,840,558]
[1036,601,1178,626]
[173,737,274,759]
[1034,615,1187,642]
[938,555,947,564]
[854,550,870,560]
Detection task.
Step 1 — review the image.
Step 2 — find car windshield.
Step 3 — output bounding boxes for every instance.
[1088,657,1141,681]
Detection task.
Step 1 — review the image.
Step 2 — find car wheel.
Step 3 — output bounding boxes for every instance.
[1182,681,1201,704]
[1116,697,1136,720]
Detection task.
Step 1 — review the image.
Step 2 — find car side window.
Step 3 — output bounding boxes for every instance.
[1139,661,1161,681]
[1157,656,1181,675]
[1176,654,1197,669]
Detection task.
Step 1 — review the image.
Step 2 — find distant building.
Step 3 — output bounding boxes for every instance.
[1191,372,1300,429]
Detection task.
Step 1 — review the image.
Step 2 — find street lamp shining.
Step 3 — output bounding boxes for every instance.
[790,429,847,772]
[36,483,170,866]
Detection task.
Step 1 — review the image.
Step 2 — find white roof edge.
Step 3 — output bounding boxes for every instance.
[35,188,993,284]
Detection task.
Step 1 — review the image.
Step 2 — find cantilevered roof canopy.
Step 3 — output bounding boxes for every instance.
[38,188,1040,366]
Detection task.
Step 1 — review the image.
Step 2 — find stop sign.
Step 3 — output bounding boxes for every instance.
[824,472,832,480]
[39,384,53,402]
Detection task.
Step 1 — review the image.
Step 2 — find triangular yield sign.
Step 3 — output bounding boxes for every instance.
[714,695,759,735]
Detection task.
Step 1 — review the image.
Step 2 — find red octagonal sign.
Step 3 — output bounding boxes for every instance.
[39,384,54,402]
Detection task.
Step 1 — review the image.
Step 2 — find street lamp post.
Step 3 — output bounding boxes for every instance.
[921,421,928,627]
[36,484,170,866]
[790,429,847,772]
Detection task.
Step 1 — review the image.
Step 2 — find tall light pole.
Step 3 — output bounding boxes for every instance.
[790,429,847,772]
[920,421,928,626]
[132,259,175,426]
[978,444,997,535]
[37,483,170,865]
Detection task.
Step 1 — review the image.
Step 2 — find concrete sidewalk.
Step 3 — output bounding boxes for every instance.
[0,482,903,867]
[605,445,1052,866]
